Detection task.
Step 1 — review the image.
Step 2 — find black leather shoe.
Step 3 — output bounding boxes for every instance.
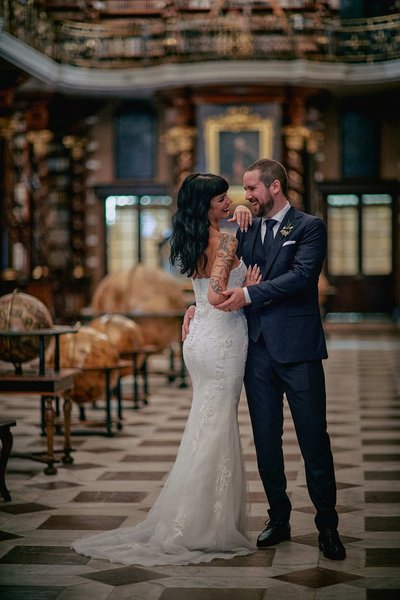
[257,520,291,548]
[318,529,346,560]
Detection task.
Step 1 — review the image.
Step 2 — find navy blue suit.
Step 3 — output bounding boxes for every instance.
[237,206,338,530]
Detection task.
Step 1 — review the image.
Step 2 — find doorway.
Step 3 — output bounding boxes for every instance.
[320,181,398,316]
[94,183,173,275]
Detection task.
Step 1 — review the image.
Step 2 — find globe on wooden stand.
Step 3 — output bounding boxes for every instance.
[91,264,185,351]
[90,313,145,376]
[47,325,120,405]
[0,290,53,374]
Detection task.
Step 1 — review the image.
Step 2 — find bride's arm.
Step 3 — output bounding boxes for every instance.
[207,234,238,306]
[227,204,253,232]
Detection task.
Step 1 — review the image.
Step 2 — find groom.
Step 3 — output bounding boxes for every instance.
[215,158,346,560]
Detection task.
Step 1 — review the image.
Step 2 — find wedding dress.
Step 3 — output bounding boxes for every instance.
[71,259,255,566]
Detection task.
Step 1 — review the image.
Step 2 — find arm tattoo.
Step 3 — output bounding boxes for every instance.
[209,235,238,297]
[210,277,223,294]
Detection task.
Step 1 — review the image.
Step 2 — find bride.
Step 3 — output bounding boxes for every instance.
[71,173,260,566]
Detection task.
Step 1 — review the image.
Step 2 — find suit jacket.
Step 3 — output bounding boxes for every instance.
[237,205,328,363]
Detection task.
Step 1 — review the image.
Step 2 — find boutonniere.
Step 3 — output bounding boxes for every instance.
[280,222,294,238]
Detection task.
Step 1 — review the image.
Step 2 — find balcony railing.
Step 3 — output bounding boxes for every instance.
[2,1,400,68]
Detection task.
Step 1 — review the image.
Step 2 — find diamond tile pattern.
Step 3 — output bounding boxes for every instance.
[37,515,126,530]
[0,502,53,514]
[0,585,61,599]
[273,567,363,588]
[0,545,89,565]
[0,325,399,600]
[81,565,167,585]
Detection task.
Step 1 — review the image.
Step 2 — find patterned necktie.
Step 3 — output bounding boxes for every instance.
[263,219,278,256]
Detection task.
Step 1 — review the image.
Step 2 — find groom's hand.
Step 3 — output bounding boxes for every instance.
[215,287,248,311]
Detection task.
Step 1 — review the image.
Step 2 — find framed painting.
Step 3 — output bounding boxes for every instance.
[204,107,274,203]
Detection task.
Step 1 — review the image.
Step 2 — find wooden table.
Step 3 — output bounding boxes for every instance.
[0,326,80,475]
[0,369,79,474]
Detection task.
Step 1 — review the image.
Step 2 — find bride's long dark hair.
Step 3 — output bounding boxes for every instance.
[170,172,229,277]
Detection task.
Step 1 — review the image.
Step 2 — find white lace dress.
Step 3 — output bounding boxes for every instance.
[71,260,255,566]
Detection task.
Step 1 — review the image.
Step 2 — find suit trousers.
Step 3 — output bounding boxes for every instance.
[244,334,338,531]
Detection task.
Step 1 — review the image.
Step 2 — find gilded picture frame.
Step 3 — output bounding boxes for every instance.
[204,107,274,204]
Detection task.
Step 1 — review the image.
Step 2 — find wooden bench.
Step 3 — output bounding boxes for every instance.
[0,420,16,501]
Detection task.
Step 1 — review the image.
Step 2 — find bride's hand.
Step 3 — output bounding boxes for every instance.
[227,205,253,232]
[244,264,261,287]
[182,305,196,341]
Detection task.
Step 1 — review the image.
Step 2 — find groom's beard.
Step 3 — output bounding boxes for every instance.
[255,195,274,218]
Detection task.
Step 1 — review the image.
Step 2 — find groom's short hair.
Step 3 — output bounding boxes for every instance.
[246,159,288,197]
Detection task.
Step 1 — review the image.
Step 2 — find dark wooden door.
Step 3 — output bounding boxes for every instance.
[320,182,398,315]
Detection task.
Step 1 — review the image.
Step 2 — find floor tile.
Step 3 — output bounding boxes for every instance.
[27,481,82,490]
[272,567,363,588]
[160,590,266,600]
[367,591,400,600]
[37,515,126,530]
[97,471,167,481]
[0,545,89,565]
[365,517,400,531]
[364,471,400,480]
[365,548,400,567]
[72,491,147,503]
[363,454,400,462]
[206,550,275,567]
[365,491,400,503]
[81,565,167,585]
[0,503,53,515]
[120,455,176,462]
[0,531,22,541]
[0,585,61,599]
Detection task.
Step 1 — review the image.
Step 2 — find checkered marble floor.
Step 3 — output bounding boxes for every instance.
[0,324,399,600]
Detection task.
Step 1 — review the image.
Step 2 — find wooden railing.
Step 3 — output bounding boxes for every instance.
[2,1,400,67]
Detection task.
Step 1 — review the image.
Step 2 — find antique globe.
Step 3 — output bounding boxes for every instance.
[91,264,185,351]
[0,290,53,373]
[47,325,120,404]
[90,313,145,376]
